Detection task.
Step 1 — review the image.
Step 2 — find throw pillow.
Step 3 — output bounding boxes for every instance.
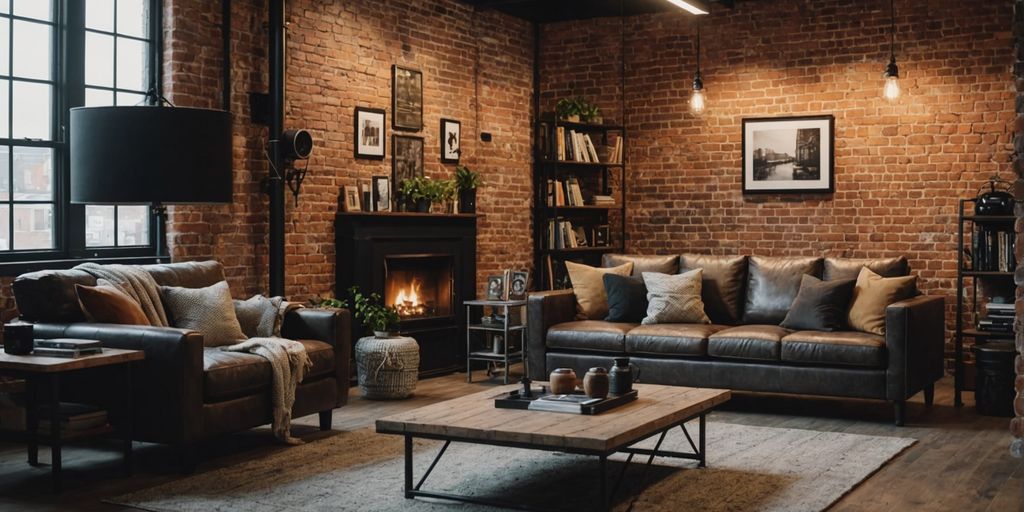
[640,269,711,325]
[780,274,856,331]
[161,281,247,347]
[75,284,150,326]
[565,261,633,320]
[234,294,285,338]
[603,274,648,323]
[847,267,918,335]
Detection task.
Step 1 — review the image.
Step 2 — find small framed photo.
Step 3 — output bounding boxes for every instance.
[486,275,505,301]
[593,225,610,247]
[354,107,386,159]
[392,65,423,131]
[508,271,529,301]
[742,115,835,194]
[372,176,391,212]
[392,134,424,187]
[361,181,372,212]
[440,118,461,163]
[342,185,361,212]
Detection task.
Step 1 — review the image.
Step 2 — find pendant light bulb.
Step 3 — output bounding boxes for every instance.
[882,0,900,102]
[690,73,706,114]
[883,75,900,102]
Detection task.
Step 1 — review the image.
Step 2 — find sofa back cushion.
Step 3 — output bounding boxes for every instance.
[143,260,226,288]
[679,254,747,325]
[823,256,909,281]
[602,254,678,276]
[75,284,151,325]
[743,256,823,325]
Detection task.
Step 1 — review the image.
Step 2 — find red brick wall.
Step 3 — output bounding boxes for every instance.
[162,0,535,301]
[540,0,1017,366]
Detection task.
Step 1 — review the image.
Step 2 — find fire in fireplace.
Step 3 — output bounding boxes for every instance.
[384,255,454,321]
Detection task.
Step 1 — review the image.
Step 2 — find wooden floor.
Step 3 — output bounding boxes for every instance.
[0,372,1020,511]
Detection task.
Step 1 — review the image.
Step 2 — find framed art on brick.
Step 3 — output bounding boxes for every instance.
[354,107,386,159]
[392,134,424,189]
[441,118,460,163]
[392,65,423,131]
[742,115,835,194]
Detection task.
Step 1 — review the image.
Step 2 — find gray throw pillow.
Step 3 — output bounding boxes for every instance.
[234,294,285,338]
[161,281,246,347]
[640,269,711,325]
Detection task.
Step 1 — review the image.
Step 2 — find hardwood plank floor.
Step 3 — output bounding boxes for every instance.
[0,372,1019,511]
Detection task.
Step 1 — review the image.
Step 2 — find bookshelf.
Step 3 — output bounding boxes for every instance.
[954,198,1017,407]
[533,115,627,289]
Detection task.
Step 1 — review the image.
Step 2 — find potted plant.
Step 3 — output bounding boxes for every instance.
[581,102,602,124]
[431,178,458,213]
[556,98,581,122]
[398,176,429,212]
[454,165,481,213]
[347,286,401,338]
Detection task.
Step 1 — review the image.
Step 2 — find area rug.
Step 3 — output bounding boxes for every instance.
[109,422,915,511]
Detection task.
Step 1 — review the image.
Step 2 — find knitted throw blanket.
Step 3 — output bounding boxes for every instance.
[221,337,312,445]
[74,262,169,327]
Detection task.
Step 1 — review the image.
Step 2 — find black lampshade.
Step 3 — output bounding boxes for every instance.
[70,106,233,204]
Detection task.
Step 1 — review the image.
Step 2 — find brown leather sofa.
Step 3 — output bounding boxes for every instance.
[527,254,945,425]
[11,260,351,458]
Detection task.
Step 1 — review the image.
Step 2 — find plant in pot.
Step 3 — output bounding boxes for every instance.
[580,102,602,124]
[454,165,481,213]
[431,178,458,213]
[398,176,428,212]
[347,286,400,338]
[556,98,582,122]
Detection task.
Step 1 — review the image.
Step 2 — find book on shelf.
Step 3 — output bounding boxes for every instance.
[970,226,1016,272]
[546,218,594,249]
[589,195,616,206]
[545,177,587,207]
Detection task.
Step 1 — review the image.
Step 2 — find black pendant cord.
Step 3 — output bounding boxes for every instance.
[696,18,701,77]
[889,0,895,61]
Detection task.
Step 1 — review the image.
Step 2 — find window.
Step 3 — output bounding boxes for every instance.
[0,0,161,268]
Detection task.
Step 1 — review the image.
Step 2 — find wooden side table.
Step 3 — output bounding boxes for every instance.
[464,299,528,384]
[0,347,144,491]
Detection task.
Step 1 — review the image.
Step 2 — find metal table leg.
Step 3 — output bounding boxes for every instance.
[25,376,38,466]
[123,362,134,476]
[49,374,61,492]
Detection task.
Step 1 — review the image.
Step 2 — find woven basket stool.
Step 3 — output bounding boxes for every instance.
[355,335,419,399]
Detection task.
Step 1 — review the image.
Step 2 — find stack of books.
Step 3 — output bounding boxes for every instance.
[554,127,602,163]
[546,177,586,207]
[32,339,103,358]
[971,227,1016,272]
[589,195,616,207]
[978,302,1014,334]
[607,136,623,164]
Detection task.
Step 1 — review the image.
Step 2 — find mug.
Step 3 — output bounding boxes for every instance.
[3,323,33,356]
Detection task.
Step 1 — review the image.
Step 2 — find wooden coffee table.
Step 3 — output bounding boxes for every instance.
[376,383,730,511]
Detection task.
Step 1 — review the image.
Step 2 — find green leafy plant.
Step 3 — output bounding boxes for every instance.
[556,97,600,122]
[427,178,457,202]
[398,176,428,202]
[347,286,400,334]
[454,165,481,190]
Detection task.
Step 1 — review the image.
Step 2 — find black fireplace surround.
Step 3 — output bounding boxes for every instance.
[335,212,477,376]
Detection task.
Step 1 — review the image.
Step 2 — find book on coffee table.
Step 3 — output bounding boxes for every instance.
[32,339,103,358]
[495,389,638,415]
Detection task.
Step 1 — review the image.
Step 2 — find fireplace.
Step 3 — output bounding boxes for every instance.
[336,212,476,377]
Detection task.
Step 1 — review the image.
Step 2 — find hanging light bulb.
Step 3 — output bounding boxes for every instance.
[882,0,900,102]
[690,20,706,114]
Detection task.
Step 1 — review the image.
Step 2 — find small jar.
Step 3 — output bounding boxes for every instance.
[583,367,609,399]
[549,368,577,394]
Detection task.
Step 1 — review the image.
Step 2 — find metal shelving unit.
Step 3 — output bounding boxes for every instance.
[464,299,528,384]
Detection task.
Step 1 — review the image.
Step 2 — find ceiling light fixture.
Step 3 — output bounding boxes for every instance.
[690,19,706,115]
[883,0,900,101]
[665,0,710,15]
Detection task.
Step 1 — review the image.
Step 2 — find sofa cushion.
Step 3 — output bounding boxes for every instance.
[679,254,747,325]
[12,269,97,323]
[565,261,633,320]
[847,267,917,335]
[161,281,247,347]
[779,275,855,332]
[625,323,727,356]
[604,274,648,323]
[203,339,335,402]
[781,330,886,368]
[547,320,635,353]
[602,254,679,276]
[742,256,823,325]
[640,270,710,325]
[823,256,909,281]
[143,260,227,288]
[75,284,151,326]
[234,294,285,338]
[708,325,792,361]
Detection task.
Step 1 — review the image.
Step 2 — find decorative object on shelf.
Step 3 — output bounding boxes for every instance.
[555,97,600,123]
[882,0,900,102]
[486,274,506,300]
[593,225,610,247]
[742,115,835,194]
[690,18,706,115]
[491,334,504,354]
[454,165,481,214]
[609,357,640,395]
[549,368,577,394]
[354,335,419,400]
[342,185,361,212]
[583,367,609,399]
[372,176,391,212]
[392,65,422,131]
[397,176,455,213]
[354,107,386,159]
[392,135,424,190]
[360,180,372,212]
[507,271,529,301]
[974,177,1015,216]
[3,323,33,355]
[441,118,461,163]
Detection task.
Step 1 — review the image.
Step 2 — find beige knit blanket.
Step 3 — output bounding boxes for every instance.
[74,262,169,326]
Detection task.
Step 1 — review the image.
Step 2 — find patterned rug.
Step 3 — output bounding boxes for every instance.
[109,421,915,511]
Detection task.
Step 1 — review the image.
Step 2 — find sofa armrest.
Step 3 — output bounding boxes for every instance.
[31,322,204,446]
[527,290,576,380]
[885,295,945,401]
[281,307,352,407]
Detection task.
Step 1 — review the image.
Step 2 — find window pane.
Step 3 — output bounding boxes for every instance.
[12,20,51,80]
[85,32,113,87]
[12,81,50,139]
[0,146,8,201]
[13,146,50,200]
[0,80,8,139]
[13,203,51,250]
[115,37,148,91]
[115,91,145,106]
[85,205,115,247]
[117,205,148,246]
[85,0,114,32]
[0,205,8,250]
[85,87,113,106]
[0,19,9,76]
[116,0,148,38]
[12,0,51,22]
[0,1,7,15]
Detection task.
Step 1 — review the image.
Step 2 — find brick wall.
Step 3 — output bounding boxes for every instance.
[540,0,1017,368]
[162,0,534,301]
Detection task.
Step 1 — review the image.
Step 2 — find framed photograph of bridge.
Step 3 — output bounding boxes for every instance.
[742,115,834,194]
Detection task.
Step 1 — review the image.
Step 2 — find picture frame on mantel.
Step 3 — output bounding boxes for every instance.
[440,118,460,163]
[742,115,835,194]
[354,107,386,159]
[392,65,423,131]
[392,134,424,188]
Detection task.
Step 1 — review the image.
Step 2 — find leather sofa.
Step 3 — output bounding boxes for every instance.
[11,260,351,459]
[527,254,945,425]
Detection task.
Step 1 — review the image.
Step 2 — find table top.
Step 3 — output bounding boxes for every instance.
[0,348,144,373]
[376,383,730,453]
[464,299,528,306]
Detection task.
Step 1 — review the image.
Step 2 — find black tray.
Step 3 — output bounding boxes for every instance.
[495,389,638,415]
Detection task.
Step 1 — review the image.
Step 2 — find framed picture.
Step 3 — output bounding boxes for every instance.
[372,176,391,212]
[354,107,385,159]
[392,135,424,188]
[486,275,505,301]
[342,185,361,212]
[742,115,835,194]
[392,65,423,131]
[593,225,610,247]
[361,181,372,212]
[440,118,461,163]
[508,271,529,301]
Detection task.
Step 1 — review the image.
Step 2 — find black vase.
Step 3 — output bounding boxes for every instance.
[416,199,432,213]
[459,188,477,214]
